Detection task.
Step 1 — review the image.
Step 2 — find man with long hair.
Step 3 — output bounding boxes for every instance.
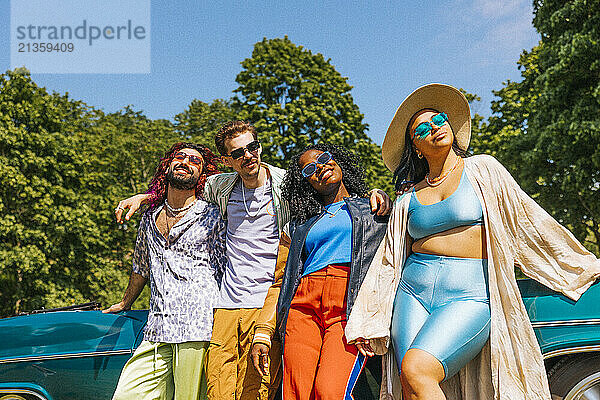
[116,124,289,399]
[105,142,226,400]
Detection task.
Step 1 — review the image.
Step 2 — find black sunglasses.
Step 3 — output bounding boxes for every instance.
[227,140,260,160]
[301,151,332,178]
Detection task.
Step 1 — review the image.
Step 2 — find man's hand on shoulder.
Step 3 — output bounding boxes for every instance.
[368,189,392,216]
[115,193,152,223]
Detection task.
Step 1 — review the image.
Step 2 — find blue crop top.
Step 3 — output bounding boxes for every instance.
[302,200,353,276]
[408,170,484,240]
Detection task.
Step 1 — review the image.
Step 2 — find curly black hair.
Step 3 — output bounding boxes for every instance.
[283,143,368,224]
[392,109,468,191]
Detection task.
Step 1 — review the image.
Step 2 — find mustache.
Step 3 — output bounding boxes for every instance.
[242,158,257,167]
[173,163,192,173]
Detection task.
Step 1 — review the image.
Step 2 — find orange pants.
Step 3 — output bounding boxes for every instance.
[283,265,366,400]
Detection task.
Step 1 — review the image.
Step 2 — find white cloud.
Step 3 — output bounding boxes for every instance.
[473,0,528,18]
[458,0,539,66]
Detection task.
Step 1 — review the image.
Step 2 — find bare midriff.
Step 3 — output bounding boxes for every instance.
[411,224,487,259]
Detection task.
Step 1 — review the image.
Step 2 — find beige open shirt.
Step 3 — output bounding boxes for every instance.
[345,154,600,400]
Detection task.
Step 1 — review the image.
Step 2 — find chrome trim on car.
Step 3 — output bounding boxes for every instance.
[532,318,600,328]
[0,349,133,364]
[0,388,48,400]
[563,371,600,400]
[543,345,600,359]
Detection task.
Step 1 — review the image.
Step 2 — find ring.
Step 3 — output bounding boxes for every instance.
[115,206,124,212]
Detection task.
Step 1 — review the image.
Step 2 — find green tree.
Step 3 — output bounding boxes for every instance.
[473,0,600,254]
[0,69,106,315]
[469,46,540,160]
[0,70,184,316]
[174,98,235,153]
[233,37,393,193]
[77,107,182,311]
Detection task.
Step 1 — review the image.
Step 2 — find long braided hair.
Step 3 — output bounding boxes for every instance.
[146,142,221,210]
[283,143,367,224]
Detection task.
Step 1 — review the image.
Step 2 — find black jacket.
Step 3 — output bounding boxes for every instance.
[275,197,388,344]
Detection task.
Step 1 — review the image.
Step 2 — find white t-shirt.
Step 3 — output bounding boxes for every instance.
[216,179,279,308]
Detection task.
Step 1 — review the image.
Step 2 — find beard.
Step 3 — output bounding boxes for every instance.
[167,167,199,190]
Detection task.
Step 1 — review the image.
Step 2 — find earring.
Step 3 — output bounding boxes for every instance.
[416,150,423,159]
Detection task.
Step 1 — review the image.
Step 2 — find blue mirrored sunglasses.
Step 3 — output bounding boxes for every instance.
[413,112,449,140]
[301,151,332,178]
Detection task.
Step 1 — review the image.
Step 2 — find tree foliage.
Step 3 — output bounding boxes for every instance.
[233,37,393,193]
[0,70,231,316]
[0,69,108,315]
[174,99,235,153]
[472,0,600,254]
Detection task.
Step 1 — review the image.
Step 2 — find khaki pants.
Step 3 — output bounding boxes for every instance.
[207,308,282,400]
[113,340,209,400]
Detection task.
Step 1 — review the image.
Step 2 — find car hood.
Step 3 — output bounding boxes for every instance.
[0,310,148,362]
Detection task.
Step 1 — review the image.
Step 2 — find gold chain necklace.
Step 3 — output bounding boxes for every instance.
[426,157,461,187]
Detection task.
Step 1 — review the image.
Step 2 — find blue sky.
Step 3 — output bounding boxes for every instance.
[0,0,540,145]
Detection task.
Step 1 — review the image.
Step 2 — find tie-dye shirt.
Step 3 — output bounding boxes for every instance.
[133,199,226,343]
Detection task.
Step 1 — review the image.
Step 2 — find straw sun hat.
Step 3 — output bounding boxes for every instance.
[381,83,471,172]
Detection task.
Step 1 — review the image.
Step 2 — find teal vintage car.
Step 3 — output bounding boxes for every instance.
[520,279,600,400]
[1,281,599,400]
[0,303,148,400]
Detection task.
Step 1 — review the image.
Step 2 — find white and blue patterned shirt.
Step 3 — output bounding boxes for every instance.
[132,199,226,343]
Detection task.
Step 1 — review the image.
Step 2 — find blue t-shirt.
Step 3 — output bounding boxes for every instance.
[302,200,352,276]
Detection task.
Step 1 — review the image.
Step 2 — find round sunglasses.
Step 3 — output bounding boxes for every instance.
[301,151,332,178]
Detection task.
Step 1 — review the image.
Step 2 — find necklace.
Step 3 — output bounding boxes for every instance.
[324,203,344,218]
[165,199,197,214]
[242,182,266,218]
[426,157,461,187]
[163,203,190,248]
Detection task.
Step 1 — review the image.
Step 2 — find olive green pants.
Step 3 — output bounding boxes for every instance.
[112,340,209,400]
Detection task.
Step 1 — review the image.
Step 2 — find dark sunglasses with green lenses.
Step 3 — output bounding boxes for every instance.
[301,151,332,178]
[227,140,260,160]
[413,112,449,140]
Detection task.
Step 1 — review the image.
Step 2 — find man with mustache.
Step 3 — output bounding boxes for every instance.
[106,143,226,400]
[115,121,392,400]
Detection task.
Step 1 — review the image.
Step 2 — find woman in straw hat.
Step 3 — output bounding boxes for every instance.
[344,83,600,400]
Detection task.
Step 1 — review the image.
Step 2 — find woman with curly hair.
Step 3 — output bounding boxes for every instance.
[251,143,389,399]
[345,84,600,400]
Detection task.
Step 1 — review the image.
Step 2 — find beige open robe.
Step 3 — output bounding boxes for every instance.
[345,154,600,400]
